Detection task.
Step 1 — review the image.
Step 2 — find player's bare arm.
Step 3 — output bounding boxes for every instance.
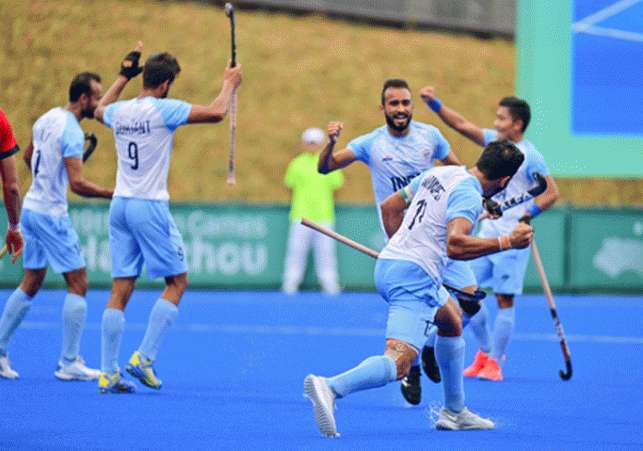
[446,217,533,260]
[419,85,485,146]
[187,60,242,124]
[380,190,408,238]
[65,157,113,199]
[1,154,24,263]
[22,138,34,168]
[525,175,559,220]
[317,121,356,174]
[439,151,462,166]
[95,42,144,123]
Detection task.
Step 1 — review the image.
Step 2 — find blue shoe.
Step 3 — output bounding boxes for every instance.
[98,371,136,394]
[125,351,162,390]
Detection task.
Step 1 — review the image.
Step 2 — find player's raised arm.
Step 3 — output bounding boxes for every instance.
[187,60,242,124]
[419,86,485,146]
[317,121,356,174]
[95,42,144,123]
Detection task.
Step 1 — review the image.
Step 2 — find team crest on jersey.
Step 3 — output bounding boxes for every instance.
[421,148,433,159]
[382,155,393,162]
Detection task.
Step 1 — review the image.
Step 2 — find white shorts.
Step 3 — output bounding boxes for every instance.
[109,197,187,280]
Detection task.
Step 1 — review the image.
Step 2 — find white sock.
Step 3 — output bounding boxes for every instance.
[326,355,397,398]
[490,306,515,361]
[60,293,87,364]
[138,298,178,361]
[469,302,491,354]
[101,308,125,374]
[0,288,33,355]
[435,335,465,413]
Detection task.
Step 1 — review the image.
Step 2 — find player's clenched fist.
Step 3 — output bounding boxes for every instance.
[327,121,343,144]
[508,222,534,249]
[419,86,436,104]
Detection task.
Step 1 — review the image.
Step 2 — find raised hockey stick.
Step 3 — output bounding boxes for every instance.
[225,2,237,186]
[483,171,547,216]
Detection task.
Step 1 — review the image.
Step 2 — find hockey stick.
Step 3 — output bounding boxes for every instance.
[530,237,573,380]
[225,2,237,186]
[483,171,547,216]
[83,131,97,162]
[0,132,98,260]
[300,217,486,302]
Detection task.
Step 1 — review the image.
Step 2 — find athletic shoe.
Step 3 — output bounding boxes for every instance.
[422,346,441,383]
[435,407,494,430]
[400,365,422,405]
[477,357,503,381]
[125,351,162,389]
[303,374,339,438]
[463,349,489,377]
[54,356,101,381]
[98,371,136,394]
[0,354,19,379]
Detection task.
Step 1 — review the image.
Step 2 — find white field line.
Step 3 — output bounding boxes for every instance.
[573,0,642,29]
[18,321,643,344]
[572,0,643,42]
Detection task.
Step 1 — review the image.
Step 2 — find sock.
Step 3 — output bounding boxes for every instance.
[490,306,515,361]
[469,302,491,354]
[435,335,465,413]
[60,293,87,364]
[138,298,178,361]
[326,355,397,398]
[0,288,33,355]
[101,308,125,374]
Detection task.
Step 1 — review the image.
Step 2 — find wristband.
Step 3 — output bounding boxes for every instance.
[8,222,20,233]
[498,235,511,251]
[526,203,542,219]
[426,98,442,113]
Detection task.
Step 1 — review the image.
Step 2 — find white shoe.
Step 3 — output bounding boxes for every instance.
[435,407,494,430]
[0,354,19,379]
[55,356,101,381]
[304,374,339,438]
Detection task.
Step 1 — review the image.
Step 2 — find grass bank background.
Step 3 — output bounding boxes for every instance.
[1,0,640,206]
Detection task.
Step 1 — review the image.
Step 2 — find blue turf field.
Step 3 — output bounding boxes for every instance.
[0,289,641,450]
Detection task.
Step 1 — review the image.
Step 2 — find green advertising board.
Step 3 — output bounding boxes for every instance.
[1,203,641,293]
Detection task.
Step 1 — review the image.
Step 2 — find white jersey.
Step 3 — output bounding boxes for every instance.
[379,166,483,284]
[480,129,550,236]
[347,121,450,231]
[23,107,84,217]
[104,96,191,201]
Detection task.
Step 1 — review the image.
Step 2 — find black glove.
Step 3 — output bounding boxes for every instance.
[119,51,143,80]
[482,198,502,217]
[519,214,531,225]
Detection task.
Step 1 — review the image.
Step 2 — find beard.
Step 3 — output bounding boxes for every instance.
[385,112,412,133]
[82,106,95,119]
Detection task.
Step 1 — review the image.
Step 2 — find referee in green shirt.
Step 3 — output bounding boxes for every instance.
[282,128,344,295]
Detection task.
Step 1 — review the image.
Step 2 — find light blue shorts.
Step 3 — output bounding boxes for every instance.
[443,259,477,289]
[469,246,531,295]
[374,258,450,352]
[109,197,187,280]
[21,208,85,274]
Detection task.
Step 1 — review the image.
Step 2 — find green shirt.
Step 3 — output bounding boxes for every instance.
[284,152,344,223]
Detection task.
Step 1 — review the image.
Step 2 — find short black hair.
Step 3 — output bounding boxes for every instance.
[143,53,181,89]
[69,72,101,102]
[381,79,410,105]
[475,138,524,180]
[499,96,531,132]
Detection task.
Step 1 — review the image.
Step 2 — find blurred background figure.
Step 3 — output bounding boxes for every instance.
[282,128,344,296]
